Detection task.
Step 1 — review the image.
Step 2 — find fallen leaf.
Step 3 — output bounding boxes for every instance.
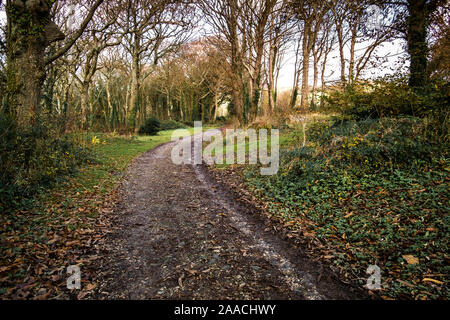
[86,283,97,291]
[184,268,197,275]
[397,279,415,288]
[422,278,444,285]
[77,291,88,300]
[402,255,419,265]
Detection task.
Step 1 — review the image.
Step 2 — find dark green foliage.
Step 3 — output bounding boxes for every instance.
[180,119,200,128]
[0,114,94,211]
[213,116,232,127]
[159,120,186,131]
[216,116,227,123]
[245,117,449,299]
[138,117,161,136]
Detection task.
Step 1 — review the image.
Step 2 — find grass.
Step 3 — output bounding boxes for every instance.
[73,130,193,193]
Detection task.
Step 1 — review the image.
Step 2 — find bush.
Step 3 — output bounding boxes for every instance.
[300,117,445,173]
[138,117,161,135]
[214,116,227,125]
[245,116,449,299]
[322,76,450,134]
[0,115,94,211]
[180,119,196,127]
[159,119,186,130]
[323,82,376,119]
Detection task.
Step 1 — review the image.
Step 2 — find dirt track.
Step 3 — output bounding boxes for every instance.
[96,134,365,300]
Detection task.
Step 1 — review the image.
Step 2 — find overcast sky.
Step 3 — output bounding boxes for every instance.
[277,38,408,90]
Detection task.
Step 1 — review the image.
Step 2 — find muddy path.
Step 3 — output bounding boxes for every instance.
[95,133,366,300]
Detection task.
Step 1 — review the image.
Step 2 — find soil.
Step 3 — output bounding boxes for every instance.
[94,134,369,300]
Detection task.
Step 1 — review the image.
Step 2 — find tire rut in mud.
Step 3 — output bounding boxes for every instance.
[95,137,366,300]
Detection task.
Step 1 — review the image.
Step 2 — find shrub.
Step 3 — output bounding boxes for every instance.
[214,116,227,125]
[180,119,196,127]
[245,116,449,299]
[323,81,377,119]
[0,115,94,211]
[322,76,450,134]
[159,119,186,130]
[138,117,161,135]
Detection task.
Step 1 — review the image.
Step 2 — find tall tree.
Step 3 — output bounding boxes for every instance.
[119,0,193,130]
[407,0,429,88]
[4,0,103,127]
[199,0,246,124]
[292,0,329,109]
[70,1,122,128]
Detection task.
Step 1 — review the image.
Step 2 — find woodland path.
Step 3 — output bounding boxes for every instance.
[95,132,364,300]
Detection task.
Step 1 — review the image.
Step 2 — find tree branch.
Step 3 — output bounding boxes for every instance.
[45,0,104,66]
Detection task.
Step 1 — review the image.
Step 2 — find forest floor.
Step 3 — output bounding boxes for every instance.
[0,130,194,299]
[2,121,446,300]
[91,133,367,300]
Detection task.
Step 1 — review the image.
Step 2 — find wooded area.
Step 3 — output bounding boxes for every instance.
[1,0,448,131]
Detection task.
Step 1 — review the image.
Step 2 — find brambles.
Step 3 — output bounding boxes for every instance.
[138,117,161,136]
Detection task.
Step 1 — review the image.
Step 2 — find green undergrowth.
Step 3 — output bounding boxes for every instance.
[242,116,449,300]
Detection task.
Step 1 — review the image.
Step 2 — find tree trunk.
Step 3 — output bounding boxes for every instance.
[250,37,264,120]
[129,51,141,130]
[80,83,91,128]
[320,50,329,108]
[5,1,64,127]
[311,50,319,107]
[268,38,280,115]
[335,21,346,85]
[230,40,243,124]
[290,36,302,110]
[407,0,428,88]
[300,25,311,110]
[229,3,244,125]
[213,91,219,121]
[348,22,358,84]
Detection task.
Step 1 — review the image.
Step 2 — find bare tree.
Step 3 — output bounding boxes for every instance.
[199,0,246,124]
[118,0,194,130]
[265,0,294,114]
[291,0,330,110]
[69,1,122,128]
